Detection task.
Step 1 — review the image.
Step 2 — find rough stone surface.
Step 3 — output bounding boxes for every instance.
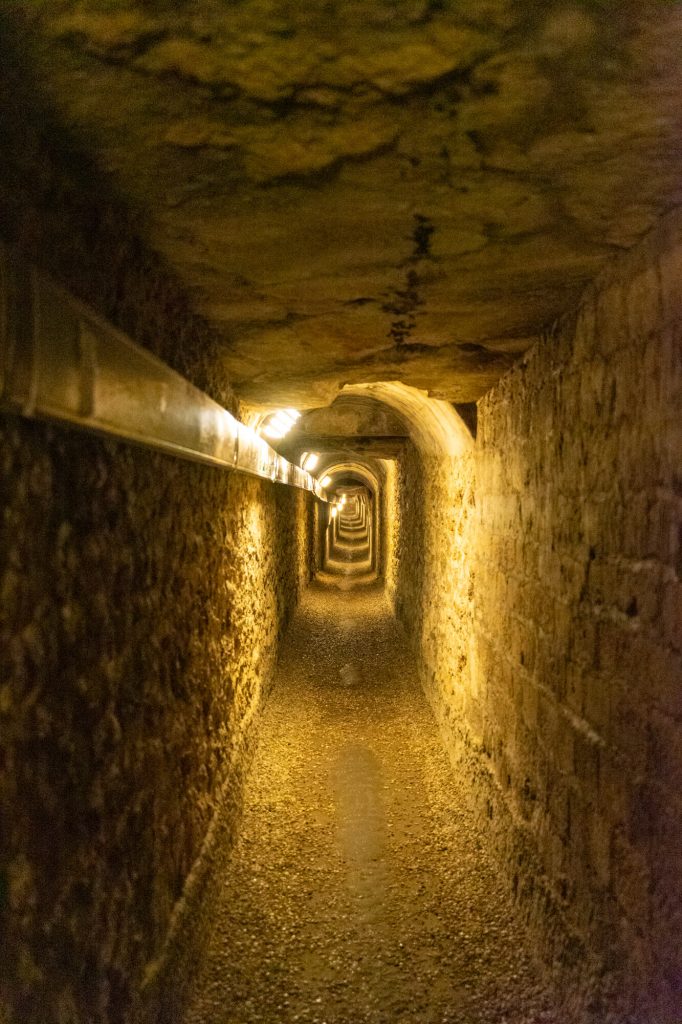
[289,396,408,442]
[184,575,558,1024]
[4,1,682,404]
[390,208,682,1021]
[0,422,313,1024]
[0,47,316,1021]
[2,5,682,1020]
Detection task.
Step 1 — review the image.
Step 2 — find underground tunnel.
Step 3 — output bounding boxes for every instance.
[0,2,681,1023]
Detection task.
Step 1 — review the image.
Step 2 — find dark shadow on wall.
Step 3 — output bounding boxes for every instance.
[0,12,314,1024]
[0,7,232,407]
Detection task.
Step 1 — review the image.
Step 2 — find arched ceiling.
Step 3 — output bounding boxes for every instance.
[342,382,473,455]
[6,1,682,407]
[280,384,472,462]
[279,394,409,463]
[318,460,383,496]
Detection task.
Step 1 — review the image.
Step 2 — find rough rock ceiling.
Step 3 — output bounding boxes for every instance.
[280,395,409,460]
[16,0,682,407]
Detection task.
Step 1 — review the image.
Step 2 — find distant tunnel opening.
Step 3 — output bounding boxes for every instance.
[323,484,374,577]
[0,14,681,1022]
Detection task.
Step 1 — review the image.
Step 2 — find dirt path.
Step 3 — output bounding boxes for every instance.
[185,576,557,1024]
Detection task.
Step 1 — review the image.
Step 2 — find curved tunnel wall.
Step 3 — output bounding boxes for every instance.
[382,213,682,1020]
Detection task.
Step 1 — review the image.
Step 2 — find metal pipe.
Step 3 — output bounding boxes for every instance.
[0,243,327,500]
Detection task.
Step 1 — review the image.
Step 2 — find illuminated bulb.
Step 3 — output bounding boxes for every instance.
[259,407,300,440]
[302,452,319,472]
[320,475,331,487]
[330,506,337,518]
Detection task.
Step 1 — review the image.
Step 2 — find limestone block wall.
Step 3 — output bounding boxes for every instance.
[393,209,682,1020]
[391,445,476,730]
[0,40,315,1022]
[0,426,313,1024]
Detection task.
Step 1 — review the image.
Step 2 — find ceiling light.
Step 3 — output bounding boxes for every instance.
[262,424,285,439]
[302,452,319,472]
[258,408,301,442]
[320,475,331,487]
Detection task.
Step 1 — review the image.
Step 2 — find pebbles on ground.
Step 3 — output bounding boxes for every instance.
[184,573,558,1024]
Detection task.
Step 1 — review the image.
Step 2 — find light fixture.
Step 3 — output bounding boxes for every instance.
[259,408,301,442]
[262,423,285,440]
[302,452,319,472]
[270,415,293,434]
[330,506,337,518]
[320,475,331,488]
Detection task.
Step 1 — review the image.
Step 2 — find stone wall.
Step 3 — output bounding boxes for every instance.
[380,459,400,602]
[0,425,313,1024]
[0,27,315,1022]
[392,208,682,1021]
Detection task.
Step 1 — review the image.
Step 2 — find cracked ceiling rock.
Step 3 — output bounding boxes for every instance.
[164,121,238,151]
[47,9,160,55]
[325,27,492,94]
[81,20,494,104]
[239,119,399,184]
[135,37,323,103]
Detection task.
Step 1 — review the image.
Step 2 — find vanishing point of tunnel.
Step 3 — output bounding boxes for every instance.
[0,3,681,1023]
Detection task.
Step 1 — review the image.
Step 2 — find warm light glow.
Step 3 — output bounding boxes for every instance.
[271,414,292,432]
[262,423,285,439]
[320,475,331,487]
[259,408,301,441]
[330,506,337,518]
[302,452,319,472]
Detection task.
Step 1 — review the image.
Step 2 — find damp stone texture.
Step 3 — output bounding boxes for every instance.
[0,427,313,1024]
[0,51,315,1022]
[5,2,682,406]
[391,208,682,1021]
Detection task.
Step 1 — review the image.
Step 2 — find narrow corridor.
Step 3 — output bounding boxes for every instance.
[185,519,555,1024]
[2,10,682,1020]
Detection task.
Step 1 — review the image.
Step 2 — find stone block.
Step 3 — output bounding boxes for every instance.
[572,294,597,364]
[611,829,651,928]
[597,754,629,826]
[582,671,611,739]
[594,276,629,356]
[610,698,648,780]
[661,580,682,651]
[624,255,664,344]
[522,675,539,732]
[647,710,682,795]
[537,687,559,754]
[573,729,601,796]
[587,809,612,888]
[657,218,682,325]
[555,714,576,777]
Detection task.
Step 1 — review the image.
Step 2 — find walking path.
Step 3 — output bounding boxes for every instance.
[184,572,556,1024]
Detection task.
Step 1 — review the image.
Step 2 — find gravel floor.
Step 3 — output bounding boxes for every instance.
[184,572,558,1024]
